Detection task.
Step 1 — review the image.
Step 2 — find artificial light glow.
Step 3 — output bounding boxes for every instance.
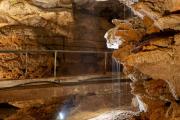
[58,112,64,120]
[104,29,123,49]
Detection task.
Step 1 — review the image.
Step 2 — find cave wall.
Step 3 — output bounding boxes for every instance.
[58,0,133,76]
[0,0,74,79]
[0,0,133,79]
[105,0,180,119]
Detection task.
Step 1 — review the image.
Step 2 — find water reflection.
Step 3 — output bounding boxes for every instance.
[55,84,133,120]
[56,96,76,120]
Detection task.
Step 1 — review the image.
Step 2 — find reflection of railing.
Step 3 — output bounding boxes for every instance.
[0,50,112,79]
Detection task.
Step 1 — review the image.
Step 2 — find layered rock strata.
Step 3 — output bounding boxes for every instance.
[105,0,180,119]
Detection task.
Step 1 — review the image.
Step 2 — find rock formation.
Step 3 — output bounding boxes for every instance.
[0,0,73,80]
[105,0,180,119]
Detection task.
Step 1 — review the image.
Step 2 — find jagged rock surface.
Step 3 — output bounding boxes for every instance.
[105,0,180,119]
[0,0,73,80]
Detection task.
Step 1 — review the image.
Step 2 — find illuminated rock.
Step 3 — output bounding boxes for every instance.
[105,0,180,119]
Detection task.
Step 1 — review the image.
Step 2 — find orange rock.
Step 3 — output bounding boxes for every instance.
[115,29,142,42]
[105,0,180,119]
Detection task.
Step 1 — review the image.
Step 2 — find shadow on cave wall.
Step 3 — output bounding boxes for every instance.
[59,0,133,76]
[73,0,133,21]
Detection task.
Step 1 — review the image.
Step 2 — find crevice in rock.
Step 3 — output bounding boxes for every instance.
[165,102,171,107]
[140,29,179,43]
[163,10,180,16]
[0,103,19,109]
[175,100,180,104]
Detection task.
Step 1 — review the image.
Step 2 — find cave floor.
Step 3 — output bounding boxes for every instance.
[0,75,137,120]
[1,93,136,120]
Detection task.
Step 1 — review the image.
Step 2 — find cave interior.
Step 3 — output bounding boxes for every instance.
[0,0,180,120]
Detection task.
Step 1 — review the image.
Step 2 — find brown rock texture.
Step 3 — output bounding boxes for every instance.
[0,0,73,80]
[5,97,66,120]
[105,0,180,119]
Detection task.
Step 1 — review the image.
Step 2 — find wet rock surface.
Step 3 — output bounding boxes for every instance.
[5,97,66,120]
[1,82,133,120]
[105,0,180,119]
[89,111,140,120]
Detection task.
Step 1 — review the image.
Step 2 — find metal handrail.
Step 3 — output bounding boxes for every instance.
[0,49,112,54]
[0,49,113,79]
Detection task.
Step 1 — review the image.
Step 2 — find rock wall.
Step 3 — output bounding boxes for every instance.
[0,0,135,79]
[105,0,180,119]
[0,0,73,80]
[58,0,133,76]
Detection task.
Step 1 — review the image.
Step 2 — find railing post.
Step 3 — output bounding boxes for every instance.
[54,51,57,77]
[104,52,108,74]
[25,52,28,75]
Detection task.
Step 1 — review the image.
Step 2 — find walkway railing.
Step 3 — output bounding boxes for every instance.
[0,49,113,80]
